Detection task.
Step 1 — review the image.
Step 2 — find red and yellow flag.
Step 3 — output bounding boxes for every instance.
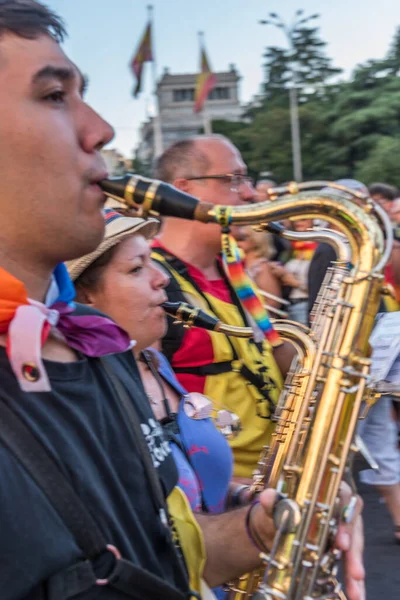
[130,22,153,97]
[194,46,217,113]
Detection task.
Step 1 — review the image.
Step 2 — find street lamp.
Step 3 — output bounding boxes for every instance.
[260,11,320,182]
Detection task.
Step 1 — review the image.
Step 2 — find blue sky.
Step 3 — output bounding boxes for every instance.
[48,0,400,157]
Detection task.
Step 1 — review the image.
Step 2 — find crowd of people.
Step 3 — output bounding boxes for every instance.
[0,1,398,600]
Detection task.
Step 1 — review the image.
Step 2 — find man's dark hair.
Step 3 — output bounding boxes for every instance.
[0,0,66,43]
[369,182,397,201]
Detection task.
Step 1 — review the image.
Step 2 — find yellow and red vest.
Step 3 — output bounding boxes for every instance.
[152,244,283,478]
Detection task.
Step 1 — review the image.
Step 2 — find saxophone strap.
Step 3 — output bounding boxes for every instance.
[214,206,281,347]
[173,361,276,412]
[152,247,277,409]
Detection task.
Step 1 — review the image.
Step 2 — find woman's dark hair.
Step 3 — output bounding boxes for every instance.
[74,245,119,303]
[369,183,397,201]
[0,0,66,43]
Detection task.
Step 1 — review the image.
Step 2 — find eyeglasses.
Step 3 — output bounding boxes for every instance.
[186,173,255,192]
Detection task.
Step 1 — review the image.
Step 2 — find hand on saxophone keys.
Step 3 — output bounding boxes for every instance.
[336,483,365,600]
[247,485,365,600]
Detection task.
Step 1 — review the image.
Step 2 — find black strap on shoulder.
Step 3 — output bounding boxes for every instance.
[0,400,105,558]
[99,358,192,592]
[152,247,242,363]
[48,555,194,600]
[173,361,233,376]
[100,358,170,523]
[0,391,197,599]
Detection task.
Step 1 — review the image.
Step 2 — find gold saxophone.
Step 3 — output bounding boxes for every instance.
[100,175,392,599]
[162,299,317,490]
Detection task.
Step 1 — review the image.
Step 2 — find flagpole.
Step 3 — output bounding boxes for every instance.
[148,4,163,158]
[198,31,213,135]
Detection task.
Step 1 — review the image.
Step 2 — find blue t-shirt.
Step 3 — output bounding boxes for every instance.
[154,350,233,514]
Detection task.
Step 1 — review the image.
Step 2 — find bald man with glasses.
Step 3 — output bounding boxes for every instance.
[151,134,295,481]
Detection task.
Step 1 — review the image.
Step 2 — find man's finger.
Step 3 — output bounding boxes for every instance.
[343,515,366,600]
[258,488,279,518]
[345,577,366,600]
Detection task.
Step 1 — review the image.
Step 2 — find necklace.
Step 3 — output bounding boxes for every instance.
[139,349,174,418]
[146,391,158,406]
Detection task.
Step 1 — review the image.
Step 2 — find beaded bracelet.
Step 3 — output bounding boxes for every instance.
[230,484,250,508]
[245,499,267,552]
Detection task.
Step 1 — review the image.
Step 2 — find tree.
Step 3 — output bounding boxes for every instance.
[131,156,153,177]
[355,137,400,188]
[385,26,400,75]
[215,22,400,185]
[325,61,400,178]
[261,17,342,103]
[250,12,344,180]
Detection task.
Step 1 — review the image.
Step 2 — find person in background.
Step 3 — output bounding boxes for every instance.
[235,226,286,312]
[276,218,316,326]
[151,135,294,481]
[255,179,276,201]
[369,182,397,213]
[307,178,400,544]
[307,179,369,313]
[357,398,400,544]
[255,179,291,262]
[67,208,252,517]
[368,183,400,309]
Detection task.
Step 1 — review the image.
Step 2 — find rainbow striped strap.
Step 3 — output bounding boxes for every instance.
[215,207,281,347]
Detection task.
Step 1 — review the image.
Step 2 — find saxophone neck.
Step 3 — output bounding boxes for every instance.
[161,301,254,338]
[279,229,351,264]
[99,176,389,273]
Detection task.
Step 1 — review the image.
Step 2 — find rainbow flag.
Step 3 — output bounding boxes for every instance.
[216,208,281,347]
[194,45,217,113]
[291,240,317,261]
[130,22,153,97]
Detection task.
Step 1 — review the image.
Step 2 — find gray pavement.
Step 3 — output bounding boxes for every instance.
[359,483,400,599]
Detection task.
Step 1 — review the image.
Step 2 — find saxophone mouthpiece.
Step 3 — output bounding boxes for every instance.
[99,174,212,221]
[161,301,221,332]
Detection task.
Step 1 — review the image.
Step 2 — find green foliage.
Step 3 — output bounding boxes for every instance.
[262,22,342,102]
[213,19,400,187]
[131,156,152,177]
[354,137,400,188]
[385,26,400,75]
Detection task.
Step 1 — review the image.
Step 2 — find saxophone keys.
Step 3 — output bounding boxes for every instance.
[273,498,301,533]
[342,495,358,524]
[259,552,286,571]
[328,453,341,466]
[283,464,302,475]
[252,587,281,600]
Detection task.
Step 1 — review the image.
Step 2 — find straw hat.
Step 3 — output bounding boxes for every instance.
[66,207,160,281]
